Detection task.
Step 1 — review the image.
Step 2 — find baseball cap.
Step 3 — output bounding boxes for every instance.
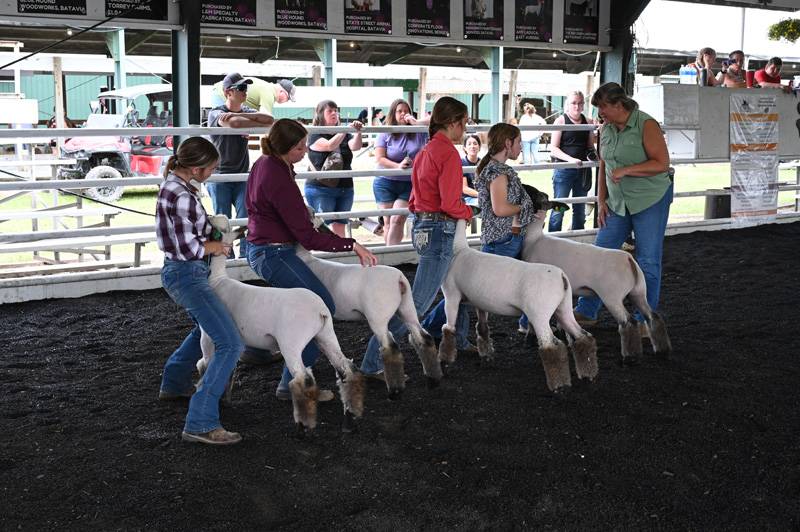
[277,79,296,101]
[222,72,253,91]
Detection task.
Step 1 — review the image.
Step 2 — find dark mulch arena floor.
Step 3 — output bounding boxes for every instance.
[1,221,799,530]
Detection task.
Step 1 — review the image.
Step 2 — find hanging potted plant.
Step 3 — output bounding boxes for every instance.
[768,18,800,43]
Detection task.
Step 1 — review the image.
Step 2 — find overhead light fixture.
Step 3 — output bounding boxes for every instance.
[225,35,232,43]
[66,29,73,36]
[456,46,462,53]
[552,51,557,57]
[349,41,356,48]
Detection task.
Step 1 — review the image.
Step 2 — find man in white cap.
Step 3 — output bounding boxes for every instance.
[207,72,274,259]
[210,76,296,115]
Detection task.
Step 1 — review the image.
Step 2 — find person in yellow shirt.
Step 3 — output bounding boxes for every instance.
[210,77,295,115]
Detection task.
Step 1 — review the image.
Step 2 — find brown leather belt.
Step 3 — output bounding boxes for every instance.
[511,226,521,236]
[414,212,456,222]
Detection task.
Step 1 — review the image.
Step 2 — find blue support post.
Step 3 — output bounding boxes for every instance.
[105,30,126,90]
[485,46,503,124]
[171,3,201,146]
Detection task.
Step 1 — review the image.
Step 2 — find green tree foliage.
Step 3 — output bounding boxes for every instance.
[768,18,800,44]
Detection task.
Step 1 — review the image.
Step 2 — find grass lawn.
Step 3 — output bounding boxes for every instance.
[1,163,797,266]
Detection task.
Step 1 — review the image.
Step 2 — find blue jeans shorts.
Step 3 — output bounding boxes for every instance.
[373,177,412,204]
[304,184,354,225]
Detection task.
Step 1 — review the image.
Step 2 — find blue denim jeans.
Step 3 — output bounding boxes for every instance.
[361,217,469,373]
[304,184,354,225]
[575,184,673,322]
[207,181,248,258]
[548,168,590,232]
[160,259,244,434]
[247,243,336,391]
[521,139,540,165]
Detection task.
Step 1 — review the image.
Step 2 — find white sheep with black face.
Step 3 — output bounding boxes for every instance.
[197,215,365,435]
[520,186,672,363]
[436,217,598,394]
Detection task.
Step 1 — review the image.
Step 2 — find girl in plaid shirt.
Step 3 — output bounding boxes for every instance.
[155,137,243,446]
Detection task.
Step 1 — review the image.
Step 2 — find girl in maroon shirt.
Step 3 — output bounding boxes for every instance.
[246,118,376,400]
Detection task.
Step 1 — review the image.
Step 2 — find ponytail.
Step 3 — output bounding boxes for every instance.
[260,135,273,155]
[163,155,179,179]
[475,153,494,177]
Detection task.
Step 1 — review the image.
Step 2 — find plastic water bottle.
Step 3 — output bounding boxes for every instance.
[679,65,688,84]
[688,64,698,85]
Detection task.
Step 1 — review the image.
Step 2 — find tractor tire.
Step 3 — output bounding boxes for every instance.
[84,165,124,203]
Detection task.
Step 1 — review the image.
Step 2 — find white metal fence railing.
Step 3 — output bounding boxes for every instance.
[1,122,799,290]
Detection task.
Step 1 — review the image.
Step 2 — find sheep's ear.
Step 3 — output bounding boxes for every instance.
[317,222,334,235]
[209,214,231,233]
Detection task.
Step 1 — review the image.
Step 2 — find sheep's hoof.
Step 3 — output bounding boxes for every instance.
[440,361,451,377]
[387,388,403,401]
[426,376,441,389]
[552,384,571,397]
[621,355,640,367]
[341,411,358,434]
[478,356,496,368]
[294,422,306,439]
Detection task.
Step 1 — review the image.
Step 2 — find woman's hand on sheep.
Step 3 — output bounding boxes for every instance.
[353,243,378,267]
[205,240,231,256]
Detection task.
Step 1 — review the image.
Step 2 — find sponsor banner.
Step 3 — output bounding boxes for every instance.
[202,0,256,26]
[407,0,450,37]
[275,0,326,30]
[515,0,552,42]
[464,0,503,40]
[563,0,598,44]
[345,0,391,35]
[106,0,168,20]
[17,0,86,15]
[729,94,779,226]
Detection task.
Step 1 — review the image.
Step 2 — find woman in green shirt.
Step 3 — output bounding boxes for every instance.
[574,82,673,334]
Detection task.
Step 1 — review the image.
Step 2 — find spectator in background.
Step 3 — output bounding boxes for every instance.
[210,76,295,115]
[305,100,364,238]
[716,50,746,88]
[207,73,274,259]
[689,47,718,86]
[461,134,481,206]
[373,98,429,245]
[755,57,791,93]
[517,103,547,165]
[372,109,385,126]
[548,90,596,232]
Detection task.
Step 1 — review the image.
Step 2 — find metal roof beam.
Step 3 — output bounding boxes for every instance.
[127,31,156,54]
[369,43,425,67]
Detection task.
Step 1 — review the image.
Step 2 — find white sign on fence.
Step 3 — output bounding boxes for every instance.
[729,94,779,226]
[0,97,38,126]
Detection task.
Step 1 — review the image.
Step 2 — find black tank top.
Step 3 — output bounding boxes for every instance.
[558,113,590,160]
